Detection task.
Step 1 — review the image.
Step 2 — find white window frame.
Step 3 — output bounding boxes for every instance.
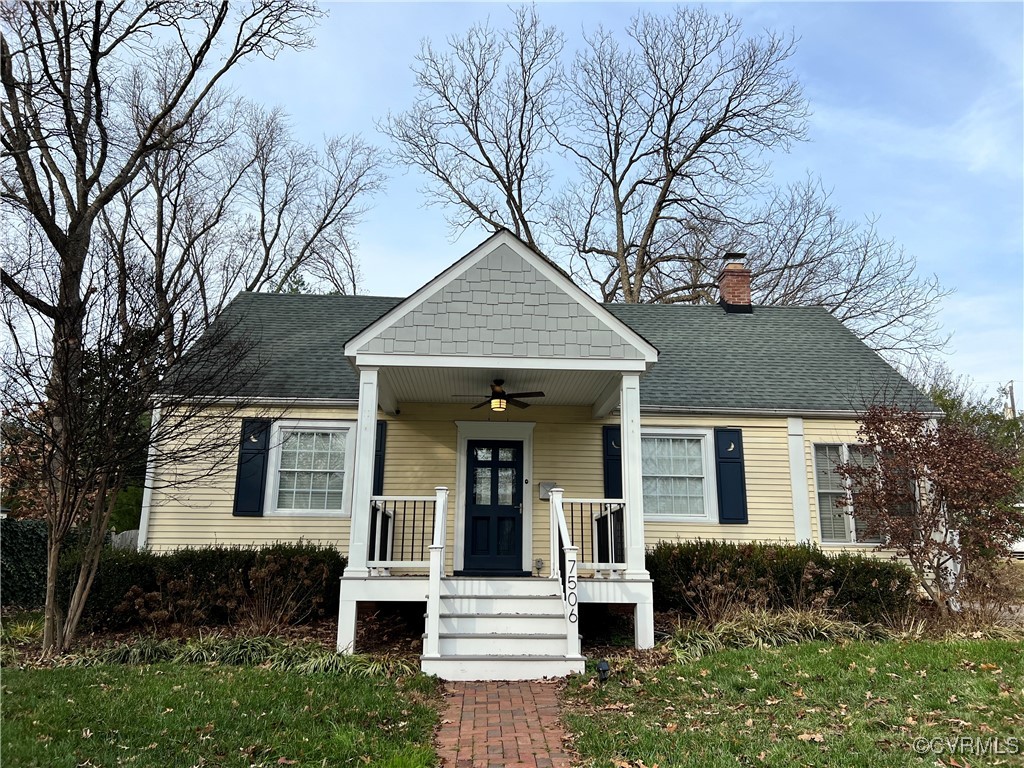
[264,419,356,517]
[812,442,879,546]
[640,427,718,523]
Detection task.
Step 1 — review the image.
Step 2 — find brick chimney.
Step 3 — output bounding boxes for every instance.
[718,252,752,314]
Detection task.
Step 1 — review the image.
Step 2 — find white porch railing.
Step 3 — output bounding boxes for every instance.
[561,497,627,576]
[367,494,440,571]
[423,486,449,657]
[548,488,580,657]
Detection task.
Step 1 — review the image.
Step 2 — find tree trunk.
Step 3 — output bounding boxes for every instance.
[42,533,66,654]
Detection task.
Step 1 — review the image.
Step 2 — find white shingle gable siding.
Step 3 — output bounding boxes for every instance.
[360,244,644,360]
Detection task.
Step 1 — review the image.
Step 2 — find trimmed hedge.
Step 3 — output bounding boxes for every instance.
[1,518,48,608]
[646,539,916,625]
[58,543,346,631]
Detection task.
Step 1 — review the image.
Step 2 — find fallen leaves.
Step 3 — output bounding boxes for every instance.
[796,732,824,743]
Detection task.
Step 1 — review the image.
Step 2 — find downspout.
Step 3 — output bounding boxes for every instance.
[136,406,161,550]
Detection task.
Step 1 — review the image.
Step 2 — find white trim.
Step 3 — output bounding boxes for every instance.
[620,374,648,578]
[639,426,719,523]
[344,230,658,363]
[788,417,813,543]
[352,353,648,372]
[263,418,357,517]
[592,377,621,419]
[453,420,535,573]
[136,406,161,550]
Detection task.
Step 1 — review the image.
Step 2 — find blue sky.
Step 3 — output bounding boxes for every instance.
[227,2,1023,401]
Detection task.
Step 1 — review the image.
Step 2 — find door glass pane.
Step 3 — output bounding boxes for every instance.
[497,467,515,505]
[474,467,491,504]
[474,447,492,461]
[498,448,515,461]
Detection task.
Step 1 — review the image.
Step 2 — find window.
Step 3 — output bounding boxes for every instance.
[641,430,717,521]
[267,420,354,516]
[814,443,879,544]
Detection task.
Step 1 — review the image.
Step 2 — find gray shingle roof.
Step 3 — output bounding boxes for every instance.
[203,292,933,414]
[605,304,934,413]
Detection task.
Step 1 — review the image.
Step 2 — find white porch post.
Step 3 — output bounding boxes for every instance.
[620,373,647,579]
[345,367,380,577]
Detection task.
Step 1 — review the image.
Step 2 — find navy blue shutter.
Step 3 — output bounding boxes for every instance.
[233,419,271,517]
[715,428,748,524]
[602,426,622,498]
[372,420,387,495]
[368,421,389,561]
[600,426,626,563]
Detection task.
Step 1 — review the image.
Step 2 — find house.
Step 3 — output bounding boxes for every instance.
[138,230,934,680]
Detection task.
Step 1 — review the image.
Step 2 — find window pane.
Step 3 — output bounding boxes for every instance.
[498,448,515,461]
[814,445,845,491]
[475,447,492,461]
[641,436,705,517]
[275,428,347,511]
[818,491,850,542]
[497,467,515,505]
[474,468,491,505]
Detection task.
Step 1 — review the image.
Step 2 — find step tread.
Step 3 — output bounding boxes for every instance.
[438,632,567,640]
[441,593,562,599]
[421,654,585,662]
[440,618,565,622]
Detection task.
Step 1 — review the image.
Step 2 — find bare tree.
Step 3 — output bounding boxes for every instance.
[382,5,563,251]
[663,177,950,361]
[387,6,949,359]
[0,0,323,653]
[100,100,385,362]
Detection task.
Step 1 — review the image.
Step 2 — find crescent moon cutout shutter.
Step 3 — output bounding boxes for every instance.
[233,419,271,517]
[600,425,626,564]
[715,428,748,524]
[368,420,389,561]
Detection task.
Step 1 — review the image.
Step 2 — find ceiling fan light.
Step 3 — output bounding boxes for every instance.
[490,396,507,413]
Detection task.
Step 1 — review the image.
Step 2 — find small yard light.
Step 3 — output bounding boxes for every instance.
[596,659,610,684]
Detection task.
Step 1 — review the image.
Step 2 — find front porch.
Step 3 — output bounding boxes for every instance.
[335,232,658,679]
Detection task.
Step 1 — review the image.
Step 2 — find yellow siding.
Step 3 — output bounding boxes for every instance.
[636,415,795,547]
[146,406,357,552]
[148,402,855,563]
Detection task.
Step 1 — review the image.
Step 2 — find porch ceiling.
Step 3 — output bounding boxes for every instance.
[380,366,618,408]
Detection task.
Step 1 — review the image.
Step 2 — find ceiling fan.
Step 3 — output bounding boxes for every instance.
[458,379,545,412]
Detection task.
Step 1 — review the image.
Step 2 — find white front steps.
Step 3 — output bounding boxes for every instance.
[420,577,585,681]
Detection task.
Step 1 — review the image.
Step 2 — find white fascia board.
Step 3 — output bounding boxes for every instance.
[343,231,507,357]
[353,352,649,372]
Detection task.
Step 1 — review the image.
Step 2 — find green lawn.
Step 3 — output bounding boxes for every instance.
[2,664,440,768]
[565,640,1024,767]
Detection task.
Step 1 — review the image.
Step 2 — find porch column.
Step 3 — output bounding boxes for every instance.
[619,373,648,579]
[345,367,380,577]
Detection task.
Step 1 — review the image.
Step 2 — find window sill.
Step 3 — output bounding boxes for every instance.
[644,515,716,524]
[820,541,879,548]
[265,510,350,519]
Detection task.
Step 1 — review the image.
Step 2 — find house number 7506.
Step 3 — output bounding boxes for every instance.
[566,559,578,623]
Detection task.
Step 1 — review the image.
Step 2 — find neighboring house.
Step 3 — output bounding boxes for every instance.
[139,230,935,680]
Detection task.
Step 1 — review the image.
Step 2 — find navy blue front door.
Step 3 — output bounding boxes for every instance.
[463,440,524,573]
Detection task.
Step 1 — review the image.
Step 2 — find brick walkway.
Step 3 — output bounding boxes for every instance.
[435,681,574,768]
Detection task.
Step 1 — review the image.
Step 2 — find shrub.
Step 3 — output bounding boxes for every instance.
[646,540,915,626]
[59,543,346,631]
[0,518,48,608]
[670,607,883,663]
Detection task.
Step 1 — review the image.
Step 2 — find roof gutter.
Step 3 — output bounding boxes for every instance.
[637,404,945,419]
